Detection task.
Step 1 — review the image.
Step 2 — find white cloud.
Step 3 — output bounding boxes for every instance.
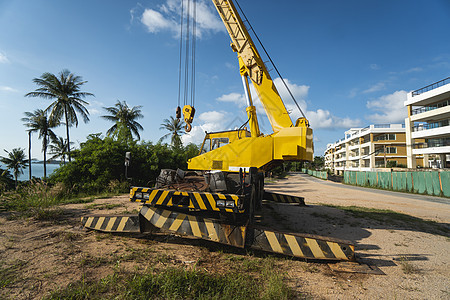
[273,78,309,110]
[306,109,361,129]
[141,0,224,38]
[349,88,358,98]
[0,86,18,93]
[217,92,246,107]
[370,63,380,70]
[0,52,8,63]
[198,110,227,123]
[405,67,422,73]
[215,77,361,131]
[366,90,408,123]
[141,9,176,33]
[363,82,386,94]
[181,110,228,145]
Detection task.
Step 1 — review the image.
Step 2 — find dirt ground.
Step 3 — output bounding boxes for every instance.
[0,173,449,299]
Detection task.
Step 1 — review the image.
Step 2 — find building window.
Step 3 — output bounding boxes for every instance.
[374,134,396,141]
[386,147,397,154]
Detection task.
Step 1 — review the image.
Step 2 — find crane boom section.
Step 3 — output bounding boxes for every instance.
[212,0,293,132]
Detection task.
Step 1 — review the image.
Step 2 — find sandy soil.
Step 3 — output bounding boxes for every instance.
[0,173,449,299]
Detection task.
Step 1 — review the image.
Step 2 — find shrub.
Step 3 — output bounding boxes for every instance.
[48,134,199,194]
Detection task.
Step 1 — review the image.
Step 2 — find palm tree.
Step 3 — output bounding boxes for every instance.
[160,116,184,148]
[22,109,57,178]
[48,136,73,165]
[1,148,28,188]
[101,100,144,141]
[25,69,94,162]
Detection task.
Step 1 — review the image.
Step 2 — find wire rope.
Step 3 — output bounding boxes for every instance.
[176,0,184,111]
[234,0,306,119]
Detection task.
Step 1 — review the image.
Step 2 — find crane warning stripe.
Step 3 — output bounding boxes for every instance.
[326,241,348,260]
[133,188,242,213]
[94,217,105,230]
[81,216,140,233]
[264,231,283,253]
[204,219,219,242]
[139,206,246,248]
[105,217,117,231]
[305,238,326,259]
[188,215,202,238]
[284,234,305,257]
[251,228,353,260]
[168,213,186,231]
[263,191,305,205]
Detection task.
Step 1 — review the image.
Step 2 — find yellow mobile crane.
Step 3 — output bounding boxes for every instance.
[82,0,355,262]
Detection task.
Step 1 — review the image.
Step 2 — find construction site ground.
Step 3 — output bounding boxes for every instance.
[0,173,449,299]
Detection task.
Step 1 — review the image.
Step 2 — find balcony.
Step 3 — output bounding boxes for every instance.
[415,138,450,149]
[411,98,450,115]
[413,138,450,155]
[412,77,450,97]
[412,120,450,139]
[406,78,450,107]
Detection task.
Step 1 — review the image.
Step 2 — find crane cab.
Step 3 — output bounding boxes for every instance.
[198,129,251,155]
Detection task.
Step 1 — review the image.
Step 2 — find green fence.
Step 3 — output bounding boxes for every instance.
[343,170,450,197]
[302,169,328,180]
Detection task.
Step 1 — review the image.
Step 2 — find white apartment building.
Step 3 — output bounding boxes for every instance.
[324,124,420,175]
[404,77,450,169]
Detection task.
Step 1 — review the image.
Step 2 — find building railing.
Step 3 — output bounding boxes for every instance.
[411,98,450,115]
[413,120,450,132]
[414,138,450,149]
[374,124,391,128]
[412,77,450,97]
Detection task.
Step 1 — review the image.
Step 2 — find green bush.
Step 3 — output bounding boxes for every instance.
[49,134,199,194]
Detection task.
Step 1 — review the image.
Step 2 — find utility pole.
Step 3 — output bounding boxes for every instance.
[28,131,32,180]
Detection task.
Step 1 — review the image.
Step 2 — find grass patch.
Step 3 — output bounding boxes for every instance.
[46,257,296,299]
[84,203,122,210]
[32,207,64,221]
[0,260,27,289]
[398,256,421,275]
[1,180,127,215]
[323,204,449,237]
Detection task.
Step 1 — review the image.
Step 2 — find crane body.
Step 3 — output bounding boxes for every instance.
[82,0,357,263]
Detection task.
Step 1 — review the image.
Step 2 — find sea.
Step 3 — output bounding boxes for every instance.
[0,162,60,181]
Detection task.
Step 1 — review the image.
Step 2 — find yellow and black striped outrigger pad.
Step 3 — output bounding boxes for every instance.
[81,215,140,233]
[250,227,354,261]
[130,187,244,214]
[263,191,305,205]
[139,206,247,248]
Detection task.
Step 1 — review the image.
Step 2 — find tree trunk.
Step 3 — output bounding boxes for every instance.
[28,131,32,181]
[65,109,71,162]
[43,140,47,179]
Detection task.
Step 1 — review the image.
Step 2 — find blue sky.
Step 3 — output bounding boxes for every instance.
[1,0,449,160]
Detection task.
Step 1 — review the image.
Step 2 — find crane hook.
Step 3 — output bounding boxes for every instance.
[182,105,195,133]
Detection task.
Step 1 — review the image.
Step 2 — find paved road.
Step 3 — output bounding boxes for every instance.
[265,173,450,223]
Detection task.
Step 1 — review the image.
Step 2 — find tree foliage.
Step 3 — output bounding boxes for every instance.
[48,136,73,165]
[25,69,94,161]
[49,134,199,193]
[0,167,14,191]
[101,100,144,142]
[22,109,57,177]
[160,116,184,148]
[1,148,28,188]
